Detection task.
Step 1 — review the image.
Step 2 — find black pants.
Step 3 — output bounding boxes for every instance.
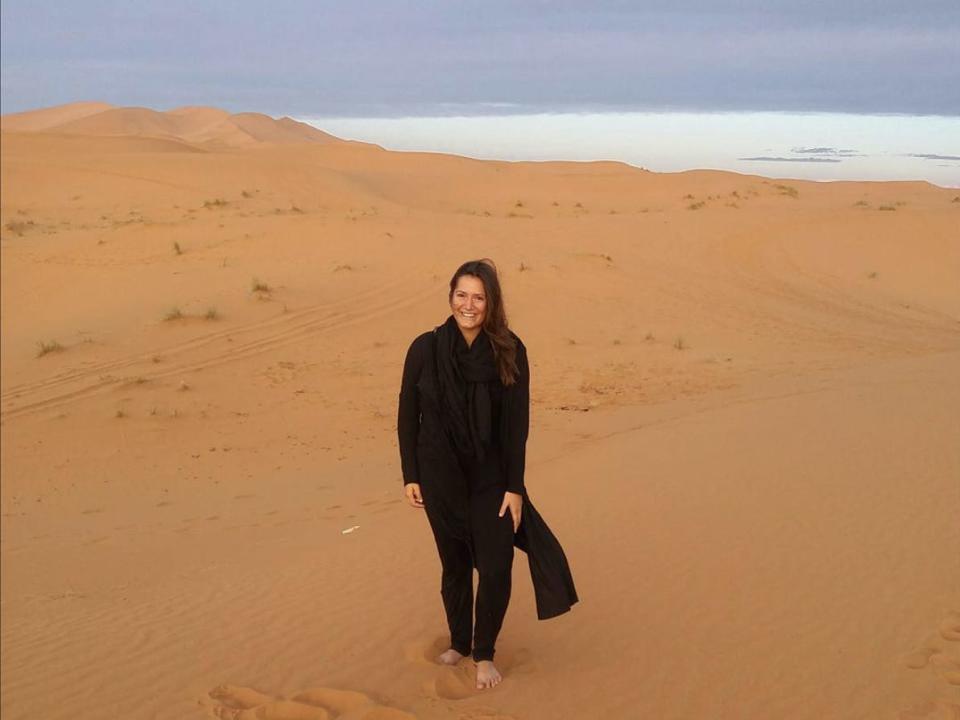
[424,456,516,663]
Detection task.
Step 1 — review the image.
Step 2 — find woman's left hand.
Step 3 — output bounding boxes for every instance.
[498,491,523,533]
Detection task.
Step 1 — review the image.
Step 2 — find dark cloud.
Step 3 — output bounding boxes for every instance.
[907,153,960,161]
[2,1,958,116]
[791,147,860,156]
[739,156,843,163]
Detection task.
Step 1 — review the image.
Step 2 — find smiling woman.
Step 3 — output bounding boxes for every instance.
[397,258,577,691]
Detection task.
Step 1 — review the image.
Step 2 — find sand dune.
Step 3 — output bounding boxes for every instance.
[1,101,343,148]
[1,104,959,720]
[0,101,115,132]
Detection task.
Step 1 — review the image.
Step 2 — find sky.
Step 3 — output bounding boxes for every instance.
[2,0,959,117]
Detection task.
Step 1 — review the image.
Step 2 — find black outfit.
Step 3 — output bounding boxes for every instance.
[398,316,578,662]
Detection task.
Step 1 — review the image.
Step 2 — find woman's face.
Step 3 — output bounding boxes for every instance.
[450,274,487,332]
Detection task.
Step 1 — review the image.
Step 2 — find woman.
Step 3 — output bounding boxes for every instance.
[397,258,578,690]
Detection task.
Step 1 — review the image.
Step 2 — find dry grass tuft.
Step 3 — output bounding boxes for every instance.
[4,220,35,236]
[36,340,65,357]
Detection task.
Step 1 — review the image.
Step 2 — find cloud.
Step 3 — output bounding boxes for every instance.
[739,156,843,163]
[907,153,960,161]
[791,146,860,156]
[2,1,959,115]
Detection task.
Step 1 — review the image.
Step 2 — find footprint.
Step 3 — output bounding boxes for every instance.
[403,636,449,665]
[208,685,274,710]
[204,684,415,720]
[940,612,960,642]
[900,611,960,716]
[290,688,371,715]
[431,665,477,700]
[214,699,329,719]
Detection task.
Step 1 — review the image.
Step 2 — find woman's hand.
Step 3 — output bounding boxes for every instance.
[499,491,523,533]
[404,483,425,508]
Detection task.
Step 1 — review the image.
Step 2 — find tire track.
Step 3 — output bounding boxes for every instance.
[2,277,407,401]
[2,278,439,420]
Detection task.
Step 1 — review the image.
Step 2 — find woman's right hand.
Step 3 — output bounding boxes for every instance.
[405,483,425,509]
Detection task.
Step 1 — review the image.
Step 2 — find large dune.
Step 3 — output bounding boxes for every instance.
[1,104,959,720]
[1,101,343,148]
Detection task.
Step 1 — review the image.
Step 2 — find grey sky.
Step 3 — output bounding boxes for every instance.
[2,0,958,117]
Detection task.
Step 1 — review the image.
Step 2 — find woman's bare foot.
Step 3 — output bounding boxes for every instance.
[436,648,465,665]
[475,660,502,689]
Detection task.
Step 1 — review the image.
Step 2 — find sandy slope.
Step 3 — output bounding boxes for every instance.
[1,107,959,720]
[0,101,342,147]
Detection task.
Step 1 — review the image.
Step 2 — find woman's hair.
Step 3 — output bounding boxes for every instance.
[449,258,520,385]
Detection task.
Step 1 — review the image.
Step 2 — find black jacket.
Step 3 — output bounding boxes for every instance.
[398,328,578,620]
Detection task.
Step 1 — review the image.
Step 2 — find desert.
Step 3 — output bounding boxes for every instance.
[1,102,959,720]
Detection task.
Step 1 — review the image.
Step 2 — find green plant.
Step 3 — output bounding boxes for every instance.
[204,307,219,320]
[164,307,184,321]
[173,241,183,255]
[251,278,271,293]
[774,184,799,198]
[674,336,686,350]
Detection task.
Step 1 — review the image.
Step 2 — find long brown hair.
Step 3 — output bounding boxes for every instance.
[449,258,519,386]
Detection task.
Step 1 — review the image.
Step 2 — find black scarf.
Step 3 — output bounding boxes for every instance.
[434,314,500,464]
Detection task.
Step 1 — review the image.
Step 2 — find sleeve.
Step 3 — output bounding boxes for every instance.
[505,340,530,494]
[397,336,423,485]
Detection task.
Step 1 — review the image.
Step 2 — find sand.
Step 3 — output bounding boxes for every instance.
[1,102,959,720]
